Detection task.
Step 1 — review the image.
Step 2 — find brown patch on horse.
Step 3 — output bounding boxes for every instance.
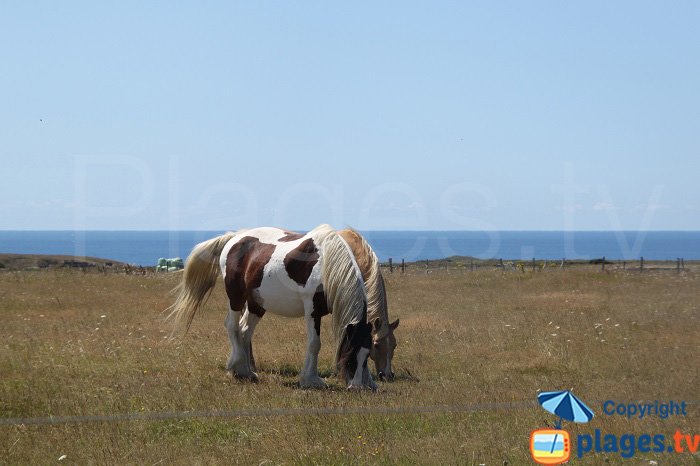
[311,284,330,335]
[283,238,319,286]
[224,236,276,312]
[247,300,267,318]
[338,229,372,280]
[279,231,305,242]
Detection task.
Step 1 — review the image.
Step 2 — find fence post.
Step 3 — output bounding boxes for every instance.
[681,258,685,270]
[640,256,644,272]
[401,258,405,274]
[560,258,565,269]
[499,258,504,268]
[470,259,474,271]
[532,257,536,272]
[677,258,681,273]
[425,259,429,274]
[389,258,393,274]
[623,261,626,270]
[602,256,605,272]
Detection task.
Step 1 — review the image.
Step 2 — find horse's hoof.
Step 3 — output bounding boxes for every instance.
[300,377,328,389]
[233,372,259,383]
[347,383,377,392]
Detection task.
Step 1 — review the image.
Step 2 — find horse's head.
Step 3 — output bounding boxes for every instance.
[338,320,376,390]
[370,318,399,381]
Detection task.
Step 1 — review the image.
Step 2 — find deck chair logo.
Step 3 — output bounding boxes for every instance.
[530,390,594,465]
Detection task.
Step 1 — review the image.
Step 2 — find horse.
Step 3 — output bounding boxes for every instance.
[243,228,400,382]
[338,228,399,381]
[168,224,377,390]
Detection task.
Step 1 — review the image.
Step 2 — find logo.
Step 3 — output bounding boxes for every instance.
[530,429,570,465]
[531,390,594,465]
[530,392,696,462]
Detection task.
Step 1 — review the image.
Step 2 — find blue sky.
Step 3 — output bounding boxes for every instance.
[1,1,698,230]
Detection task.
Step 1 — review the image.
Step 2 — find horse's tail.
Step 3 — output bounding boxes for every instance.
[168,232,237,333]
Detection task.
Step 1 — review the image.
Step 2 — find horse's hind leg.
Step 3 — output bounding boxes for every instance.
[224,307,242,371]
[224,305,257,381]
[248,341,255,372]
[240,302,264,373]
[239,309,256,371]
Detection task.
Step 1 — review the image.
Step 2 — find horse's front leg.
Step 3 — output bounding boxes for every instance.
[299,307,327,389]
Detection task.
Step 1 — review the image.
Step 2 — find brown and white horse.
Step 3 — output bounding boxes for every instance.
[243,228,400,382]
[169,224,376,390]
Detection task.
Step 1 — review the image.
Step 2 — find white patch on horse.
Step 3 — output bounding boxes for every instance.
[255,233,321,318]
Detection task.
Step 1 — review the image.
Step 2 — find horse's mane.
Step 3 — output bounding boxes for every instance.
[311,224,368,363]
[339,228,390,340]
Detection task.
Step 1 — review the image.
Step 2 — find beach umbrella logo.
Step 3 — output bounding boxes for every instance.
[538,390,594,428]
[530,390,594,465]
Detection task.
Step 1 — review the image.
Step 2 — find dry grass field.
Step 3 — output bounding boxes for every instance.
[1,265,698,465]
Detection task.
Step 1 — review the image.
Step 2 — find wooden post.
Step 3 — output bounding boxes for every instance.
[677,258,681,273]
[425,259,429,274]
[401,258,405,274]
[389,258,393,274]
[601,256,605,272]
[499,258,504,268]
[640,256,644,272]
[470,259,474,271]
[623,261,626,270]
[532,257,536,272]
[681,258,685,270]
[560,258,565,269]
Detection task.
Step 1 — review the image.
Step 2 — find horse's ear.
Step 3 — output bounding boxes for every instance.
[372,318,382,333]
[390,318,400,330]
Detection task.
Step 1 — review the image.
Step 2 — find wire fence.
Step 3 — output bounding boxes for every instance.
[3,399,697,427]
[1,400,539,426]
[384,256,695,275]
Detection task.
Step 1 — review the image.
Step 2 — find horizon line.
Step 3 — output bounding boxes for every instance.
[2,229,700,233]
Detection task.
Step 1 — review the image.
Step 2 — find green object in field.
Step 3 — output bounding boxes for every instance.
[156,257,184,272]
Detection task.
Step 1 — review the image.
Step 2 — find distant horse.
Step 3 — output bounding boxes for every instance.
[244,228,400,382]
[168,224,376,390]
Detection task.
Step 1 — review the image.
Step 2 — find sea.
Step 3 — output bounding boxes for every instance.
[1,230,698,266]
